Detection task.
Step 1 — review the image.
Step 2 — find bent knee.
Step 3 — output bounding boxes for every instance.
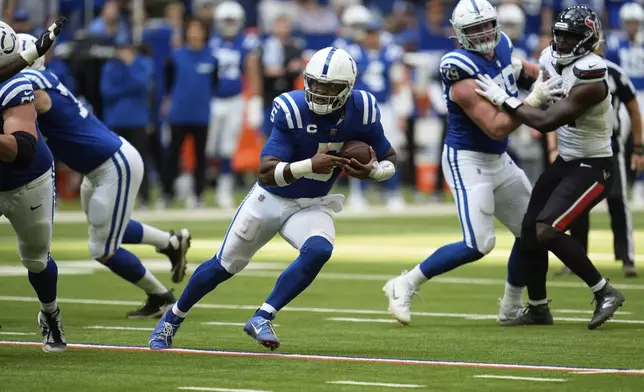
[301,236,334,262]
[536,222,559,244]
[219,254,250,275]
[476,235,496,255]
[21,255,49,273]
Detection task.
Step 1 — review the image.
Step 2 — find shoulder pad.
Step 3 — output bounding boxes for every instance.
[0,75,35,108]
[21,69,56,90]
[351,89,380,126]
[538,47,553,70]
[272,92,305,130]
[439,50,479,84]
[573,55,607,81]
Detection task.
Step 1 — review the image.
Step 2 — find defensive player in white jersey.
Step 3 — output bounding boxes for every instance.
[382,0,559,326]
[150,47,397,351]
[17,34,192,319]
[0,22,66,351]
[475,5,625,329]
[208,1,262,208]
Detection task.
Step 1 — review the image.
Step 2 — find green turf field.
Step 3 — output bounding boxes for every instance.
[1,209,643,391]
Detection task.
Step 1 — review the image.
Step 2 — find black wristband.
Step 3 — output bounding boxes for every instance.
[502,97,523,115]
[13,131,37,165]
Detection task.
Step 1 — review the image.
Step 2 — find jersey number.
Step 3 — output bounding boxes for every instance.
[216,48,241,80]
[363,60,386,92]
[57,83,88,118]
[499,65,519,96]
[305,142,344,182]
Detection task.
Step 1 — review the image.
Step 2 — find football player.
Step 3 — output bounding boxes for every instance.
[0,22,66,351]
[17,34,191,319]
[208,1,262,208]
[149,47,397,351]
[383,0,557,326]
[475,5,626,329]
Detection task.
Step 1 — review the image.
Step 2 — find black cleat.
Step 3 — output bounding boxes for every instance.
[623,264,638,278]
[500,303,554,326]
[38,307,67,352]
[158,229,191,283]
[588,283,625,330]
[126,291,176,319]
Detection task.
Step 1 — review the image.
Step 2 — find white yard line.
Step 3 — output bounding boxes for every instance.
[327,380,426,388]
[178,387,271,392]
[201,322,280,327]
[84,326,154,332]
[0,332,35,336]
[326,318,398,323]
[474,375,566,382]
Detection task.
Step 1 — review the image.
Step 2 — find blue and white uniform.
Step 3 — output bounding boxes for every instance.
[22,68,144,260]
[216,89,391,274]
[438,32,532,253]
[0,75,55,274]
[606,35,644,109]
[207,33,259,158]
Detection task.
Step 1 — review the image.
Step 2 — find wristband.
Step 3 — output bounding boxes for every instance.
[20,44,40,64]
[502,96,523,114]
[289,159,313,179]
[369,160,395,182]
[274,162,288,187]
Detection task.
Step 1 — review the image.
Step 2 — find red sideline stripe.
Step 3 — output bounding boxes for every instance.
[1,340,644,375]
[554,182,605,230]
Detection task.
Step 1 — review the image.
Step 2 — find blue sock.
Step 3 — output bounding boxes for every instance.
[28,256,58,305]
[103,248,146,284]
[419,241,483,279]
[507,237,525,287]
[122,220,143,244]
[260,236,333,319]
[176,256,233,312]
[220,158,232,175]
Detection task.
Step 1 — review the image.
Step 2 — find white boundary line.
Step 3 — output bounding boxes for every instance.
[85,326,154,332]
[1,341,643,374]
[473,375,566,382]
[327,380,426,388]
[178,387,271,392]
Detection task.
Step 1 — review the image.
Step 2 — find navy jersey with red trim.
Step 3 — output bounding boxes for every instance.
[0,75,53,191]
[21,69,123,175]
[439,32,517,154]
[261,89,392,199]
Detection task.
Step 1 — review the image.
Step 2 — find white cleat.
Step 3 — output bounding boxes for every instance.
[383,274,416,325]
[216,192,235,209]
[347,195,369,212]
[386,194,406,212]
[497,298,523,324]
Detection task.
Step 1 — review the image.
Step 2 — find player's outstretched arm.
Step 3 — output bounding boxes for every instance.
[451,79,522,140]
[506,81,606,133]
[0,103,38,164]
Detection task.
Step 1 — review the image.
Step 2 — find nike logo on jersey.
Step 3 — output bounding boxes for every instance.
[30,204,42,211]
[580,163,592,168]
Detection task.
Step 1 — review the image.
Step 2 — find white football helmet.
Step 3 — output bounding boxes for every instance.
[214,1,245,37]
[450,0,500,54]
[497,3,525,41]
[620,2,644,25]
[0,21,18,56]
[17,33,44,70]
[341,4,371,42]
[304,47,356,115]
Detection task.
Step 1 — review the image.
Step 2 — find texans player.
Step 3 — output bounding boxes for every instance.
[150,47,397,351]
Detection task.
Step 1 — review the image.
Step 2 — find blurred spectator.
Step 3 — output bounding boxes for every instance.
[260,14,304,138]
[100,37,155,206]
[3,0,58,32]
[11,9,33,34]
[162,18,216,208]
[194,0,217,29]
[293,0,340,50]
[88,0,131,43]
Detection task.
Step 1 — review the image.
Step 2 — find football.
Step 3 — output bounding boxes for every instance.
[339,141,372,165]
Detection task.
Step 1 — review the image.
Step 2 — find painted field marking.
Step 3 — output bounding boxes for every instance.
[178,387,271,392]
[85,326,154,332]
[201,322,281,327]
[2,296,643,325]
[474,375,566,382]
[1,341,643,375]
[325,314,644,325]
[555,309,632,315]
[571,370,619,375]
[0,332,35,336]
[326,318,398,323]
[327,380,426,388]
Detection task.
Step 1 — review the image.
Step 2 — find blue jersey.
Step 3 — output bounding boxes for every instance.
[209,33,259,98]
[606,36,644,92]
[439,33,517,154]
[261,89,392,199]
[0,75,53,191]
[512,34,539,61]
[21,69,123,174]
[358,44,404,103]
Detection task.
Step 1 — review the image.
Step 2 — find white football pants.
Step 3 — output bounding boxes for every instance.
[207,95,244,159]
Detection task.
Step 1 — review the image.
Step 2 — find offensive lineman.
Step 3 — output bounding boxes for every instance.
[383,0,558,325]
[18,34,191,319]
[474,5,625,328]
[0,22,65,351]
[150,47,397,351]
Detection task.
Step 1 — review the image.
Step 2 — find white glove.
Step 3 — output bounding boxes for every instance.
[511,55,523,80]
[247,96,263,129]
[524,71,565,107]
[475,74,510,106]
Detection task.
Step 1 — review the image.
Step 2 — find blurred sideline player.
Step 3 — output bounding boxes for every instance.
[0,22,66,351]
[333,4,371,51]
[606,2,644,207]
[383,0,557,325]
[497,3,539,61]
[150,47,398,351]
[18,34,191,319]
[208,1,262,208]
[474,5,626,328]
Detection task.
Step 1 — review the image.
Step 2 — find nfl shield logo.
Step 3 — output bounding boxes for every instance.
[258,194,265,202]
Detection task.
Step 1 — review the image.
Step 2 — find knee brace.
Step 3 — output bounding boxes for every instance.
[299,236,334,272]
[536,222,559,244]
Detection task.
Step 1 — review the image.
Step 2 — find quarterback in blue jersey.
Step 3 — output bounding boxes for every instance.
[150,47,397,351]
[383,0,560,325]
[0,22,65,352]
[18,34,192,319]
[208,1,262,208]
